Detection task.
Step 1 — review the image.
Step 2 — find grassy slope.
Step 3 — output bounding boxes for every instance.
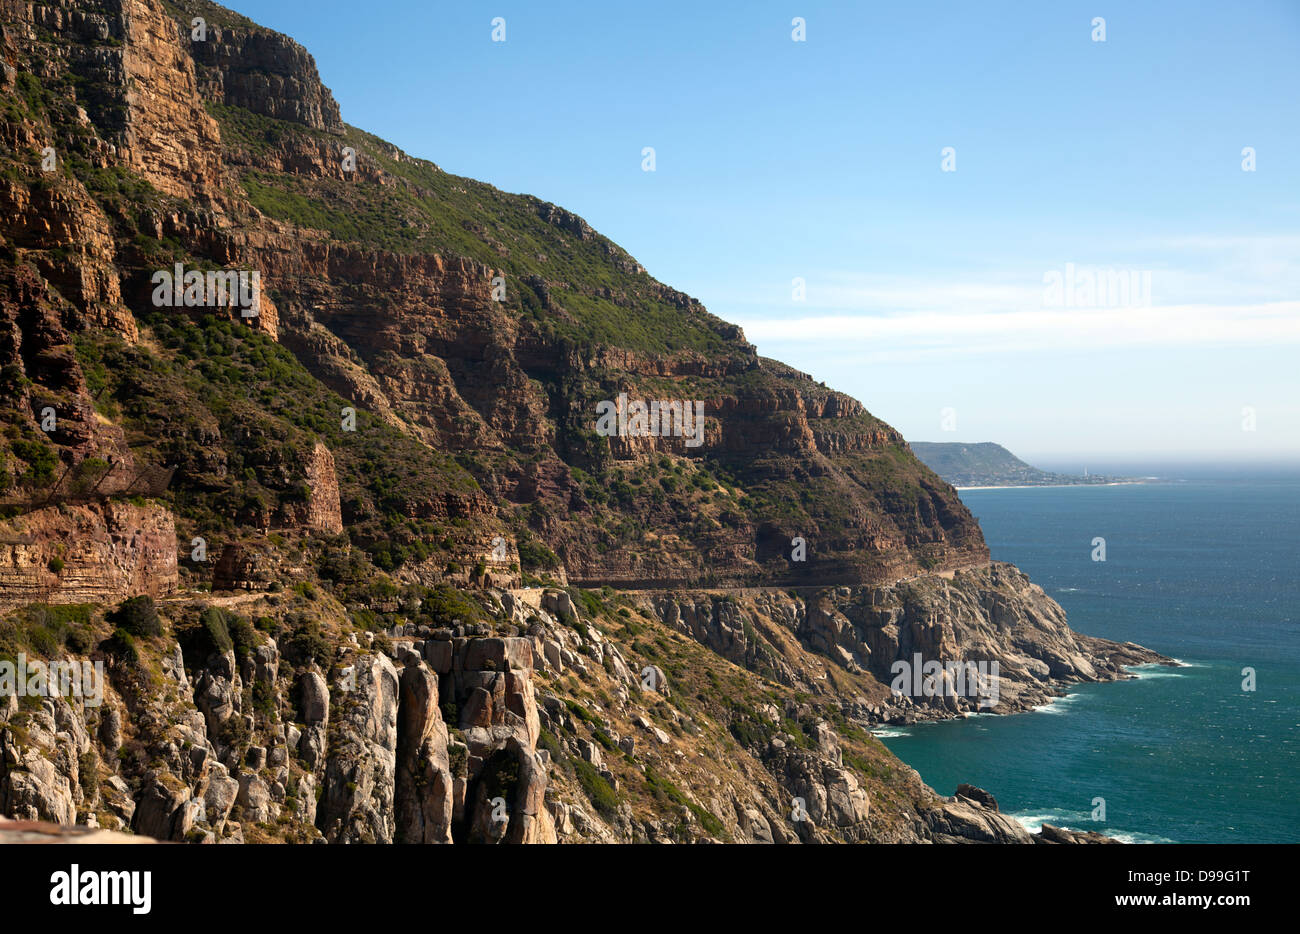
[213,101,735,357]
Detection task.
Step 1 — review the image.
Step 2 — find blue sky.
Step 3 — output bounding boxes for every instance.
[232,0,1299,465]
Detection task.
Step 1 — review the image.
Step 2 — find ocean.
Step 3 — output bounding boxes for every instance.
[877,471,1300,843]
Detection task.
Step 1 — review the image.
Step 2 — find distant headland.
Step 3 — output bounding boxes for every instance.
[911,442,1148,489]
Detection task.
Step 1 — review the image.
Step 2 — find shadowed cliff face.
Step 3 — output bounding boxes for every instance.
[0,0,985,593]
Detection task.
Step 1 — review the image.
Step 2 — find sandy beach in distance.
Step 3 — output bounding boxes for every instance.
[954,481,1153,491]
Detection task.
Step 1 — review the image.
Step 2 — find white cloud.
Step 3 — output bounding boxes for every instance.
[736,301,1300,360]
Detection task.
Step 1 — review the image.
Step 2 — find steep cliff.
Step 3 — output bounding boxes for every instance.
[0,501,177,609]
[0,0,985,597]
[1,579,1156,843]
[0,0,1168,844]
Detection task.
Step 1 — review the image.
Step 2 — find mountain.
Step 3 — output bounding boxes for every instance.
[0,0,1167,843]
[911,442,1133,488]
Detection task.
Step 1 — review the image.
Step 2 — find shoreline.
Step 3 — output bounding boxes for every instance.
[876,662,1186,845]
[868,659,1178,736]
[955,480,1150,491]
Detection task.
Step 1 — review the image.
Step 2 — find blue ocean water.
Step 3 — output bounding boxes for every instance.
[878,473,1300,843]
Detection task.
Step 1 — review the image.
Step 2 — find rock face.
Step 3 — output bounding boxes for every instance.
[1036,823,1121,844]
[0,0,987,596]
[837,562,1170,717]
[212,541,280,592]
[189,20,346,134]
[0,502,177,609]
[317,653,399,843]
[649,563,1170,721]
[924,791,1034,844]
[394,661,453,843]
[295,442,343,534]
[314,635,553,844]
[0,0,1166,848]
[118,0,227,201]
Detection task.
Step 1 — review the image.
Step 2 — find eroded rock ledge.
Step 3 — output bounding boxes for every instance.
[646,561,1173,726]
[0,502,178,611]
[0,568,1161,845]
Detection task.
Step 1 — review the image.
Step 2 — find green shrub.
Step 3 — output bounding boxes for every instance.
[564,700,601,729]
[252,680,277,719]
[517,539,559,571]
[571,758,619,818]
[9,604,94,658]
[537,728,562,759]
[110,595,162,638]
[78,750,98,799]
[284,619,329,668]
[644,767,726,837]
[447,742,468,778]
[422,585,481,626]
[575,589,603,618]
[219,713,249,750]
[479,751,521,808]
[104,628,138,663]
[199,606,233,654]
[65,628,91,654]
[228,614,256,660]
[11,438,57,484]
[26,622,60,656]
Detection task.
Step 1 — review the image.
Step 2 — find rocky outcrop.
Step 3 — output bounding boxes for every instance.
[648,563,1172,724]
[193,647,241,740]
[295,668,329,769]
[921,785,1121,845]
[393,659,453,843]
[310,631,554,844]
[771,743,871,842]
[316,652,398,843]
[211,541,280,592]
[0,502,177,609]
[822,562,1171,718]
[1036,823,1121,844]
[0,572,1150,845]
[189,21,345,134]
[924,793,1033,844]
[118,0,227,201]
[296,442,342,534]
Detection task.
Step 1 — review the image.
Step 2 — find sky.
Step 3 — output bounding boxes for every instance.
[230,0,1300,466]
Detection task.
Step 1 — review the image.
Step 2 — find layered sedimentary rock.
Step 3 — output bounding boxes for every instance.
[0,0,987,593]
[189,19,346,134]
[118,0,227,202]
[297,441,342,534]
[0,502,177,608]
